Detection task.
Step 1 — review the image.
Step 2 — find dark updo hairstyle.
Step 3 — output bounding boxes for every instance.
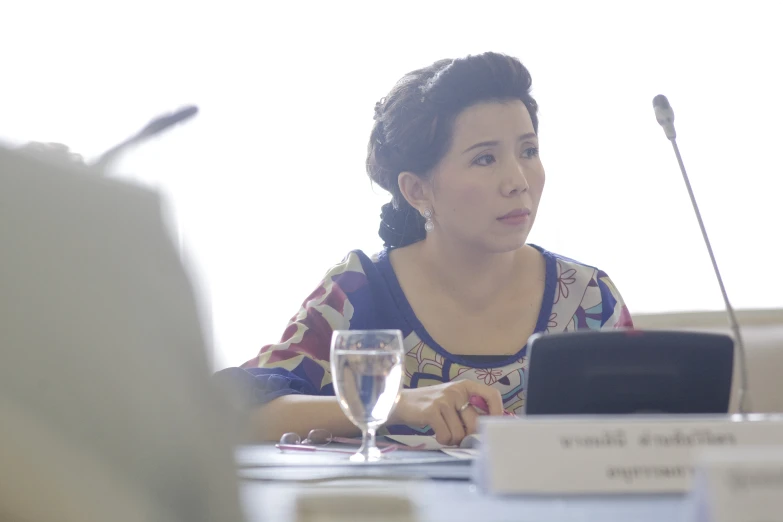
[367,51,539,248]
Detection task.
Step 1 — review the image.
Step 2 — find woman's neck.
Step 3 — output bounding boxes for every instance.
[414,235,527,311]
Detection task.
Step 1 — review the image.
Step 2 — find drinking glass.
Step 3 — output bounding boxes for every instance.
[330,329,404,462]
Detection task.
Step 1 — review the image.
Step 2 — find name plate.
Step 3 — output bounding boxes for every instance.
[690,448,783,522]
[475,414,783,495]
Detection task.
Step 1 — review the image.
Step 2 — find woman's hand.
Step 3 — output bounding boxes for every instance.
[389,380,504,446]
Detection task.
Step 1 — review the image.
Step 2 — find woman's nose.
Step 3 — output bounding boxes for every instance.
[503,162,530,196]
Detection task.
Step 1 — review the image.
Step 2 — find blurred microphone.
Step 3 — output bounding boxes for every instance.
[92,105,199,172]
[652,94,750,415]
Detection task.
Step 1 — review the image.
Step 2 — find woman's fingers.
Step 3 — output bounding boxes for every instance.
[440,404,465,446]
[459,405,481,435]
[398,380,507,446]
[462,381,504,416]
[428,410,454,447]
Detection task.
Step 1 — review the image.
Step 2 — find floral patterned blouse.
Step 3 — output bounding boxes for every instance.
[236,245,633,435]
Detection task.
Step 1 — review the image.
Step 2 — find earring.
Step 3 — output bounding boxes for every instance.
[422,208,434,232]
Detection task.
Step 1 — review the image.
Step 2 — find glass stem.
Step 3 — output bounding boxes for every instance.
[364,427,376,457]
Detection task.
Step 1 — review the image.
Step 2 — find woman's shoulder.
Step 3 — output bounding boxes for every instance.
[531,244,632,329]
[314,249,394,300]
[316,248,406,330]
[531,244,614,280]
[321,249,386,279]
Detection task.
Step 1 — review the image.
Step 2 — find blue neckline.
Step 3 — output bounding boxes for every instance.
[375,244,557,369]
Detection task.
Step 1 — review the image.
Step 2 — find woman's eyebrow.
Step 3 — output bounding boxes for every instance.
[462,133,537,154]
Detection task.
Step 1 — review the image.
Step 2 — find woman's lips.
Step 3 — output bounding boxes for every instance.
[497,208,531,225]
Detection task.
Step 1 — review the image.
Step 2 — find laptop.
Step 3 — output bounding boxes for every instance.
[524,329,734,415]
[0,144,245,522]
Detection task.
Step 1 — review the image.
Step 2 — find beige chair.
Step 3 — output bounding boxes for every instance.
[634,309,783,414]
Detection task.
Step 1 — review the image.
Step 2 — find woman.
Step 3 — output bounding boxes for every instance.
[229,52,633,446]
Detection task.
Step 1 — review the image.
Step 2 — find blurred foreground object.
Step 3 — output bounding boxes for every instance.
[15,141,88,166]
[0,144,245,522]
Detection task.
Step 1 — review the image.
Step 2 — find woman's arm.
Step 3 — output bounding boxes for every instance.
[227,254,366,441]
[243,395,359,442]
[243,379,505,445]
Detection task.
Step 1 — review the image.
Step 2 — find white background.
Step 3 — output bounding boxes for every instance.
[2,0,781,368]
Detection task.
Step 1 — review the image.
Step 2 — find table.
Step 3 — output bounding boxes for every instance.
[236,444,691,522]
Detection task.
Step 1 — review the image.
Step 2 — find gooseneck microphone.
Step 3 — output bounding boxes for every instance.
[92,105,199,172]
[652,94,750,415]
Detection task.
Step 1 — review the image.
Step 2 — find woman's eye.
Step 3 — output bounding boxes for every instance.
[522,147,540,159]
[473,154,496,166]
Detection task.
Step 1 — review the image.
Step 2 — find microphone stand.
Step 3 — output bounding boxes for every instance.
[91,105,199,173]
[654,96,751,415]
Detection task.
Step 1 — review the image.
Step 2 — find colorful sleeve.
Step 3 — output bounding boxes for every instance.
[229,252,369,406]
[596,270,634,329]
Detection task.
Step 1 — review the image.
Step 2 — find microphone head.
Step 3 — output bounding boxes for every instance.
[652,94,676,139]
[652,94,671,111]
[139,105,199,139]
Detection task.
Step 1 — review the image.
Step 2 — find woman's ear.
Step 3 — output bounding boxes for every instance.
[397,171,432,212]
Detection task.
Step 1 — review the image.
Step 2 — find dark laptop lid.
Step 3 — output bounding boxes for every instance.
[525,330,734,415]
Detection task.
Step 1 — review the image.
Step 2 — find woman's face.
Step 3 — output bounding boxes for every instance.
[427,100,545,253]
